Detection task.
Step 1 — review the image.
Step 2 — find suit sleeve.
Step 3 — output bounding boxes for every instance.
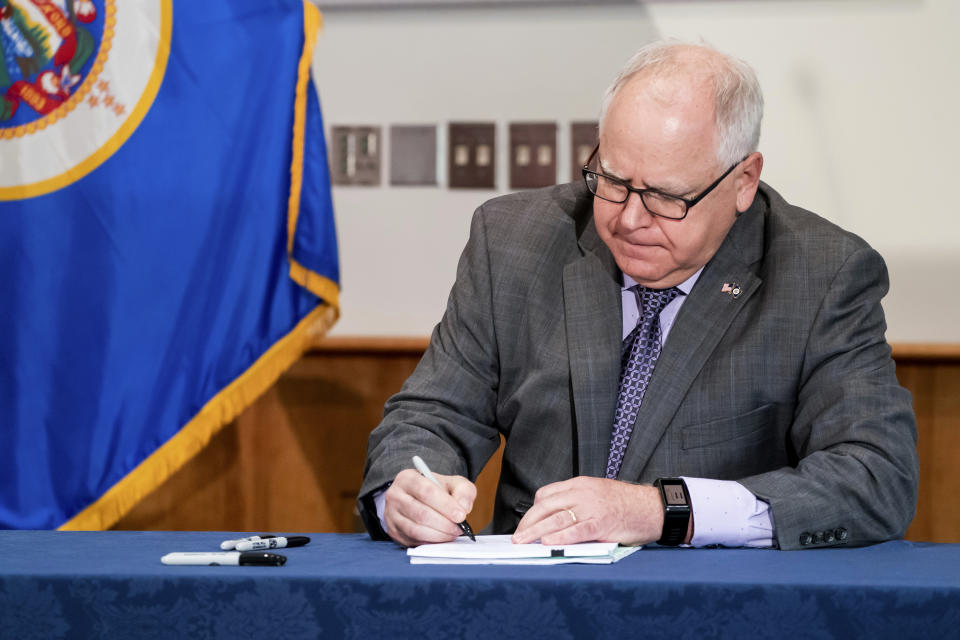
[739,246,919,550]
[358,206,503,539]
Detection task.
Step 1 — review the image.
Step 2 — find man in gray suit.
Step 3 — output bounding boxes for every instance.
[359,41,918,550]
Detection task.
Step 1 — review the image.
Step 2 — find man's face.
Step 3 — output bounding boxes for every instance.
[594,72,757,289]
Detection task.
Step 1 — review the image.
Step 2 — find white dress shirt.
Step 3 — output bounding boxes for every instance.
[623,270,774,548]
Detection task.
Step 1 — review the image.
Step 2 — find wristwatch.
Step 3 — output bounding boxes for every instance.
[653,477,691,546]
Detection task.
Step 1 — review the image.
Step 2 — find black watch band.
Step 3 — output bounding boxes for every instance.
[653,477,691,546]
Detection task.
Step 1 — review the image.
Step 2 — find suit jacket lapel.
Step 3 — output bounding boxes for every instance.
[616,194,767,481]
[563,216,622,478]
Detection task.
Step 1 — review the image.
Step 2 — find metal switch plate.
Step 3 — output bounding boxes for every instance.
[331,125,381,186]
[570,121,599,182]
[448,122,496,189]
[390,125,437,186]
[510,122,556,190]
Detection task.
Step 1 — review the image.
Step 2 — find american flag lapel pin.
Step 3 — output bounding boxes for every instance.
[721,282,742,298]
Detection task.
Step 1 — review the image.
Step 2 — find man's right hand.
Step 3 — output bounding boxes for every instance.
[383,468,477,547]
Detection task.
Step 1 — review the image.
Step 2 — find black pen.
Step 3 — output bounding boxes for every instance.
[412,455,476,541]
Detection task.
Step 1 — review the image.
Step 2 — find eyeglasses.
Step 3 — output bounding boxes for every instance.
[581,144,745,220]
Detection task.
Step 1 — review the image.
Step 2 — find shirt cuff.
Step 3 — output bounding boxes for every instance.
[373,486,389,535]
[681,476,776,548]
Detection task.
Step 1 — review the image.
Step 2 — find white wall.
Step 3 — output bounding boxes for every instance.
[312,0,960,342]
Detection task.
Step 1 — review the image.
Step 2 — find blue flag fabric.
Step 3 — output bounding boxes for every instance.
[0,0,338,529]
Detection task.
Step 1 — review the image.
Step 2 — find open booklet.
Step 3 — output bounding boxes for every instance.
[407,534,641,565]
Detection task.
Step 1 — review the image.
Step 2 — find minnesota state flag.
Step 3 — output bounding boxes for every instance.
[0,0,339,529]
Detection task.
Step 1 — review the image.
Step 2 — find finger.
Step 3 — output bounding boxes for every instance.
[385,506,461,547]
[386,509,462,547]
[540,520,602,546]
[513,507,578,544]
[513,481,580,540]
[396,469,469,524]
[531,478,576,502]
[387,518,456,547]
[528,478,595,518]
[386,484,463,537]
[384,475,464,542]
[511,502,552,541]
[442,474,477,513]
[512,488,576,542]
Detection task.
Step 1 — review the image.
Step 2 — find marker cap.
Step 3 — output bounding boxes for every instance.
[239,552,286,566]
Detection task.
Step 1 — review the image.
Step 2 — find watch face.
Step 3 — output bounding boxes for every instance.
[664,484,686,505]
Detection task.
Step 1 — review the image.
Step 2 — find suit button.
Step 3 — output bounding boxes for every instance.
[799,532,812,546]
[835,528,848,541]
[824,530,836,543]
[812,531,823,544]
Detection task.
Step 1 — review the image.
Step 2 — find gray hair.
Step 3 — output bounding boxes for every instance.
[598,40,764,167]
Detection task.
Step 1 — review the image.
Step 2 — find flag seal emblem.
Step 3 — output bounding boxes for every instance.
[0,0,171,200]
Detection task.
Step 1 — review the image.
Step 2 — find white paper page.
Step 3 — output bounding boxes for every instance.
[409,546,640,565]
[407,534,640,565]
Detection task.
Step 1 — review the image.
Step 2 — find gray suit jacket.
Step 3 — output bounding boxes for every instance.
[359,182,918,550]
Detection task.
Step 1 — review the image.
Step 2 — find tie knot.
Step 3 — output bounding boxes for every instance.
[633,285,681,320]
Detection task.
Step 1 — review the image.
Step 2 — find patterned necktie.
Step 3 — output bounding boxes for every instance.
[605,285,681,479]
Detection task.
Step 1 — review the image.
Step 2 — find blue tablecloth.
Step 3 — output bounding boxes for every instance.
[0,532,957,638]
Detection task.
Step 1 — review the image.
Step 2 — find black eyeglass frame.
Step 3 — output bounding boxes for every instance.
[581,144,747,221]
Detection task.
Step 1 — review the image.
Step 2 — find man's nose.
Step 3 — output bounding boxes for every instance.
[618,192,654,229]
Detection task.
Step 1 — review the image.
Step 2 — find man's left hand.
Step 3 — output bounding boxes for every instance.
[511,477,673,546]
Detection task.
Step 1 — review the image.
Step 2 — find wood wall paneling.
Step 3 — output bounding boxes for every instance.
[898,357,960,543]
[115,340,959,544]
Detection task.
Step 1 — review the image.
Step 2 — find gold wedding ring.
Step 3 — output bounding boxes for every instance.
[566,508,577,524]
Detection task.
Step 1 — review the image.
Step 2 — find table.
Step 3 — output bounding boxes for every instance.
[1,532,957,638]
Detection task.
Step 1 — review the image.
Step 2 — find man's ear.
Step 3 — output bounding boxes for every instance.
[735,152,763,213]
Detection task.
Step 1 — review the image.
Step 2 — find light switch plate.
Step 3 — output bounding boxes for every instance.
[448,122,496,189]
[331,125,381,186]
[570,121,598,183]
[390,125,437,186]
[509,122,556,190]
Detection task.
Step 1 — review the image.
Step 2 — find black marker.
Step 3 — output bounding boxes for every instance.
[220,535,276,550]
[235,536,310,551]
[161,551,286,566]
